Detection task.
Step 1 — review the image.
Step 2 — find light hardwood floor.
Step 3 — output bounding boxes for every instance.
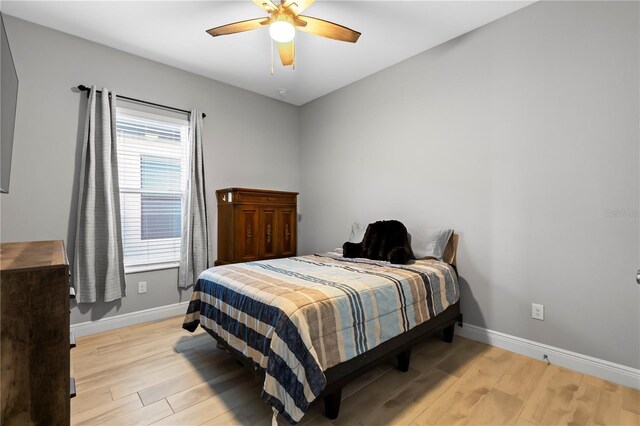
[71,316,640,426]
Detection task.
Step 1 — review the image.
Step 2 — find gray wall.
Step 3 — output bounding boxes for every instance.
[0,16,300,324]
[299,1,640,368]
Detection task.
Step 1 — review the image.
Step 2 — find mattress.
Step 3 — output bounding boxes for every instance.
[183,252,459,423]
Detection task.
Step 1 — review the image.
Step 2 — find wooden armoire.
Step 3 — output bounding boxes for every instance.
[215,188,298,265]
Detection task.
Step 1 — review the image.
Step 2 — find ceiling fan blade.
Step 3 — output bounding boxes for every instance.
[206,18,269,37]
[277,41,295,66]
[283,0,315,16]
[253,0,278,13]
[297,16,360,43]
[292,16,308,28]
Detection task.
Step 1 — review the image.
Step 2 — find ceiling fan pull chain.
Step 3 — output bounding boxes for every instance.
[270,39,275,75]
[293,38,296,70]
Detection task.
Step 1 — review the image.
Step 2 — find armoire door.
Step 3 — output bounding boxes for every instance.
[237,206,259,262]
[259,208,278,259]
[279,208,296,257]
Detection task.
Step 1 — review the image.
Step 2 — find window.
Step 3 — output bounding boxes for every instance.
[116,107,189,268]
[140,156,182,240]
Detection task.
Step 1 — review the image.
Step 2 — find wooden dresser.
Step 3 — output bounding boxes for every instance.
[216,188,298,265]
[1,240,71,426]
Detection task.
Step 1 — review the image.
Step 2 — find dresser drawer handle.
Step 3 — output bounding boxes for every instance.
[70,378,76,399]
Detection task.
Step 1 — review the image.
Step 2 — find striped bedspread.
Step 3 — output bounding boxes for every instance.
[182,253,459,424]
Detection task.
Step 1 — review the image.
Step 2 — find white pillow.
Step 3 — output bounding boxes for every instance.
[411,228,453,260]
[348,222,367,243]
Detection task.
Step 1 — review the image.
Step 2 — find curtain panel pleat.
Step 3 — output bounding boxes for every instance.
[74,87,127,303]
[178,110,210,288]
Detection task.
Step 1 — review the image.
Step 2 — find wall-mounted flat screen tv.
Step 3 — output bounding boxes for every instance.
[1,13,18,194]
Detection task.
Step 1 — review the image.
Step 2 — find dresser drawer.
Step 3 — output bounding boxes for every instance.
[235,191,296,205]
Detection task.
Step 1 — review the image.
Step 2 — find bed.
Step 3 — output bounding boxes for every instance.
[183,234,461,424]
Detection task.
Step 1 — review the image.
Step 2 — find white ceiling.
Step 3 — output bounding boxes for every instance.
[2,1,534,105]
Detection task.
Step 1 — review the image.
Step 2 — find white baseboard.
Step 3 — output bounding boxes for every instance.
[456,323,640,390]
[70,301,190,337]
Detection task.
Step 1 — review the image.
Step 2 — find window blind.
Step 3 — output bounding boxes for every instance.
[116,107,190,267]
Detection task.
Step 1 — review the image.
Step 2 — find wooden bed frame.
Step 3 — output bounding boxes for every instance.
[204,233,462,421]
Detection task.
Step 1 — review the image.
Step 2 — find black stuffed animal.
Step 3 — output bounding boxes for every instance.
[343,220,414,264]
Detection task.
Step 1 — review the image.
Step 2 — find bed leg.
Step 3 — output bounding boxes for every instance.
[396,349,411,372]
[324,389,342,420]
[442,323,455,343]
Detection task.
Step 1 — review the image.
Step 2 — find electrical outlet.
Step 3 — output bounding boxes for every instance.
[532,303,544,320]
[138,281,148,294]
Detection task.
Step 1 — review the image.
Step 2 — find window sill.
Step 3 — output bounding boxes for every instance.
[125,262,180,274]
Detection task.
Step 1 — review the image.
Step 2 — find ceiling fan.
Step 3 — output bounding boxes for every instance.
[206,0,361,68]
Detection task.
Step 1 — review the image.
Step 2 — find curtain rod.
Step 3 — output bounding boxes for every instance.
[76,85,206,119]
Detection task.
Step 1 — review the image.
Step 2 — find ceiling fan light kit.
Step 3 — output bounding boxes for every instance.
[269,15,295,42]
[206,0,361,69]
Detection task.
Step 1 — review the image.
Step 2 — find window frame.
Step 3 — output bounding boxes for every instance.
[115,105,190,273]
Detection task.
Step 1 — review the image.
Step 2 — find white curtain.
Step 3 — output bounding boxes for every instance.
[178,110,210,288]
[74,87,126,303]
